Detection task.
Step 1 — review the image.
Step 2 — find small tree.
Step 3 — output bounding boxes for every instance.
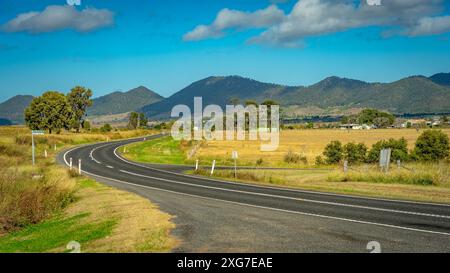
[367,138,409,163]
[82,120,91,131]
[343,142,367,163]
[139,113,148,128]
[67,86,93,132]
[128,112,139,129]
[323,141,343,164]
[413,130,449,161]
[100,123,112,133]
[24,91,73,134]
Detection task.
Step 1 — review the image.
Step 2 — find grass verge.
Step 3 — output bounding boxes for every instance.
[0,126,177,252]
[189,166,450,204]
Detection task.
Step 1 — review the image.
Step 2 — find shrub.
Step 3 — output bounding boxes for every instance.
[367,138,409,163]
[413,130,450,161]
[343,142,367,164]
[82,120,91,131]
[0,167,75,232]
[315,155,324,166]
[0,144,25,157]
[100,123,112,133]
[256,158,264,166]
[284,150,307,164]
[323,141,343,164]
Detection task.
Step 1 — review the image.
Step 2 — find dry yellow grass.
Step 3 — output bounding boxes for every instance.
[52,180,178,253]
[195,129,450,166]
[192,165,450,204]
[0,126,176,252]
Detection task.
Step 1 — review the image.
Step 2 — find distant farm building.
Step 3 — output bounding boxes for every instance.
[340,124,373,130]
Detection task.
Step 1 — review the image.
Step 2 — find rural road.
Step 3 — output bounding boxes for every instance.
[58,134,450,252]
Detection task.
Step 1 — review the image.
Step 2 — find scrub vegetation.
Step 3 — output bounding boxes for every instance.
[0,126,176,252]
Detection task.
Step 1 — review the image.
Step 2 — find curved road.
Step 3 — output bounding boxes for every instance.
[59,134,450,252]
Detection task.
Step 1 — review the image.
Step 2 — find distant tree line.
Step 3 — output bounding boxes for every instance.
[341,109,396,128]
[316,130,449,165]
[128,112,148,130]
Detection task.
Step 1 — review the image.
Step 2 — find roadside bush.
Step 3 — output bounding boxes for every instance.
[367,138,409,163]
[256,158,264,166]
[0,144,25,157]
[284,150,307,164]
[100,123,112,133]
[315,155,324,166]
[0,167,75,232]
[343,142,367,164]
[15,135,48,146]
[82,120,91,131]
[413,130,450,161]
[323,141,343,164]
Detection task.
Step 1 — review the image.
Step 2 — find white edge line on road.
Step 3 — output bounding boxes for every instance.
[110,145,450,219]
[71,163,450,238]
[117,168,450,220]
[62,139,450,237]
[112,142,450,208]
[82,140,450,219]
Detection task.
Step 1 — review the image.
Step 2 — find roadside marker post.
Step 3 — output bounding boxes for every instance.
[78,159,82,175]
[54,144,57,151]
[379,148,392,173]
[44,150,48,158]
[232,151,238,179]
[70,158,73,170]
[31,130,45,165]
[343,160,348,173]
[195,159,199,171]
[211,160,216,175]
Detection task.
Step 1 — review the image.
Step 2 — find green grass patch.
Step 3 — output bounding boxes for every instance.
[0,212,116,253]
[327,172,435,186]
[122,137,186,165]
[77,178,100,189]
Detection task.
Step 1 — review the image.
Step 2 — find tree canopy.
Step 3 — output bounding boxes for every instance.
[67,86,93,132]
[24,91,73,134]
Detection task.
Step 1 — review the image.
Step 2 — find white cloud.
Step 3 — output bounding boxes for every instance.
[184,0,450,47]
[183,5,284,41]
[407,15,450,36]
[2,5,114,34]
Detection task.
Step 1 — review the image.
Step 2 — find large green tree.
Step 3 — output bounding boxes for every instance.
[24,91,73,134]
[67,86,93,132]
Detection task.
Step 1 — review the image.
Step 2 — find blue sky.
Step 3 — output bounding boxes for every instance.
[1,0,450,102]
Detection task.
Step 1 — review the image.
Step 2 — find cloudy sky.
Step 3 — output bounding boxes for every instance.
[1,0,450,101]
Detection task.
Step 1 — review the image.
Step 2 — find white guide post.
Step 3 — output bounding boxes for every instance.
[211,160,216,175]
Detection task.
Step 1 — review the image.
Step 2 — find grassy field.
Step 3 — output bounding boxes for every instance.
[122,128,450,167]
[0,126,177,252]
[195,129,450,167]
[123,136,187,165]
[122,129,450,204]
[190,162,450,203]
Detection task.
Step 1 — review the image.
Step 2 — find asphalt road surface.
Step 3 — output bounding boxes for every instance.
[58,135,450,252]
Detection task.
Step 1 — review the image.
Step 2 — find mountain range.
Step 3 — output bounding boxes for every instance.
[87,86,164,116]
[1,73,449,125]
[140,73,450,118]
[0,86,164,124]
